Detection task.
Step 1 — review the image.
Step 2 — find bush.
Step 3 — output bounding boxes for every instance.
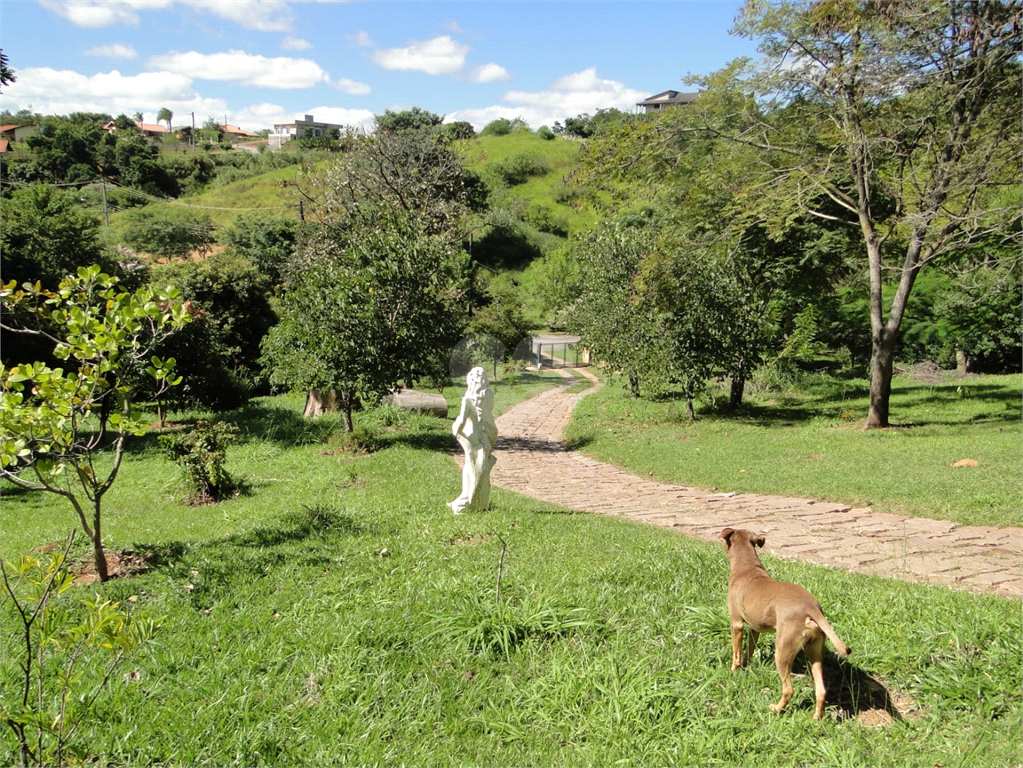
[492,153,551,186]
[522,204,569,237]
[481,118,513,137]
[122,205,215,260]
[160,420,239,504]
[537,125,556,140]
[221,213,300,284]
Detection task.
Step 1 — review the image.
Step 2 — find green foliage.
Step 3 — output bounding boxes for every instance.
[160,420,239,503]
[491,152,551,186]
[560,109,631,139]
[481,118,514,137]
[0,266,191,580]
[262,209,472,429]
[0,534,159,767]
[440,120,475,142]
[150,254,276,411]
[374,107,444,134]
[935,264,1023,373]
[466,279,533,359]
[21,118,103,183]
[220,212,300,285]
[0,185,113,289]
[537,125,556,141]
[522,203,569,237]
[122,205,215,260]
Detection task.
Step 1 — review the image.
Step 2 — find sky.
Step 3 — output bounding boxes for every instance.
[1,0,759,132]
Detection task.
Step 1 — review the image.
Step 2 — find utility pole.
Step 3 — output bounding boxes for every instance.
[191,112,195,150]
[100,177,109,226]
[298,199,305,222]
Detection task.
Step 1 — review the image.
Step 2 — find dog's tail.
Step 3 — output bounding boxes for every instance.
[806,612,851,657]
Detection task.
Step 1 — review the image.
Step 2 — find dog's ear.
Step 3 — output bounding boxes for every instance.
[721,528,735,548]
[754,535,766,548]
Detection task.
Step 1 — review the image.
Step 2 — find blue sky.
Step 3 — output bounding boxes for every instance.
[1,1,758,131]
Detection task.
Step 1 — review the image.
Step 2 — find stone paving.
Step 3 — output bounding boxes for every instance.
[487,369,1022,600]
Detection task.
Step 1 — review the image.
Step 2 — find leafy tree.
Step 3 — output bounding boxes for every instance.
[221,212,300,284]
[441,121,476,142]
[308,127,488,239]
[110,129,177,195]
[150,254,277,413]
[537,125,556,141]
[936,263,1022,373]
[721,0,1021,427]
[374,106,444,134]
[0,185,113,289]
[22,118,104,182]
[0,266,191,581]
[262,209,472,430]
[122,205,215,260]
[480,118,514,137]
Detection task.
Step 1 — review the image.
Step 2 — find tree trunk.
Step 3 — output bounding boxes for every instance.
[685,396,696,421]
[729,374,746,410]
[865,327,897,429]
[628,372,640,398]
[303,389,338,418]
[956,349,972,374]
[92,500,109,582]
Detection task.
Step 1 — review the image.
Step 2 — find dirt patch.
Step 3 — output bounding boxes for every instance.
[897,360,976,384]
[72,548,152,585]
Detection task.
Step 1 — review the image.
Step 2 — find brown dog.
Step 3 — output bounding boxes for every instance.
[721,528,851,720]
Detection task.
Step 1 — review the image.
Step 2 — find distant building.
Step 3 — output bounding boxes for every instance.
[221,123,259,140]
[636,90,701,113]
[102,120,170,139]
[0,123,38,142]
[269,114,344,149]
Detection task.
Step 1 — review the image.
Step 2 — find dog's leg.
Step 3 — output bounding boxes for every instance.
[741,629,760,667]
[730,621,745,670]
[769,629,801,714]
[805,634,827,720]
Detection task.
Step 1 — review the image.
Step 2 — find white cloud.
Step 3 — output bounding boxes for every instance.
[39,0,171,28]
[333,78,370,95]
[352,31,373,47]
[39,0,348,31]
[372,35,468,76]
[84,43,138,59]
[147,50,330,89]
[281,36,312,51]
[448,68,648,131]
[469,63,510,84]
[2,66,225,123]
[226,103,373,132]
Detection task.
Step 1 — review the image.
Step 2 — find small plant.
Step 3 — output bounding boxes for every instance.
[160,420,239,504]
[325,425,374,456]
[0,533,159,767]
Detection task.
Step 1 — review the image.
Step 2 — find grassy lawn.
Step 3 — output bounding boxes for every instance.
[564,371,1022,529]
[2,373,1020,766]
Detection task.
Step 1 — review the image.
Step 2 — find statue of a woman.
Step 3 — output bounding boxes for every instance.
[448,366,498,514]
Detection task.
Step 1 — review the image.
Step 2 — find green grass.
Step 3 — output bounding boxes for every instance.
[2,375,1020,766]
[564,371,1022,528]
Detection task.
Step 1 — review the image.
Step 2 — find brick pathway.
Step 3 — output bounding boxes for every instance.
[487,369,1022,600]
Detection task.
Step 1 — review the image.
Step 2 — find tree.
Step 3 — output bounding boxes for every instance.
[723,0,1021,427]
[122,205,215,260]
[261,209,472,429]
[156,107,173,131]
[0,49,14,91]
[374,106,444,134]
[0,266,191,581]
[132,111,143,125]
[22,117,104,182]
[221,212,300,285]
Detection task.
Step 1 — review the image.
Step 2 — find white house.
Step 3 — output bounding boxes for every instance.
[269,114,345,149]
[635,91,701,113]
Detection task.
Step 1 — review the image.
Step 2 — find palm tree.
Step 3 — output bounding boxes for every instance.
[157,107,173,131]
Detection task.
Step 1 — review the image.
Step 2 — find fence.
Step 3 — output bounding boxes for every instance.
[532,339,589,369]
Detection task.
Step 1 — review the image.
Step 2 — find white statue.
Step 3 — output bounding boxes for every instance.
[448,366,498,514]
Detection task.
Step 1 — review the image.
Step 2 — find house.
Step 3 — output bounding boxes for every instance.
[635,90,701,113]
[0,124,39,142]
[269,114,345,149]
[220,123,259,140]
[0,139,9,154]
[102,120,170,139]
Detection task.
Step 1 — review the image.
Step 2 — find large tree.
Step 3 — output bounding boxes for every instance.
[261,209,472,429]
[725,0,1020,427]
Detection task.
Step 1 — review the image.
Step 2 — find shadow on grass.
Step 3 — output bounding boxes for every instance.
[790,652,907,722]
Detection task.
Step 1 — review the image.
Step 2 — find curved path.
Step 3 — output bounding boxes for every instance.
[488,370,1022,600]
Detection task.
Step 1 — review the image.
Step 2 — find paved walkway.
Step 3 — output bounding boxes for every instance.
[487,369,1022,600]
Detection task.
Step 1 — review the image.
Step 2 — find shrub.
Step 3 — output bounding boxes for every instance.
[537,125,556,140]
[522,203,570,237]
[481,118,513,136]
[221,213,299,285]
[492,153,551,186]
[122,205,215,260]
[160,420,239,504]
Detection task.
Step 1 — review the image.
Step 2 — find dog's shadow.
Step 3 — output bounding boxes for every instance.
[790,650,906,722]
